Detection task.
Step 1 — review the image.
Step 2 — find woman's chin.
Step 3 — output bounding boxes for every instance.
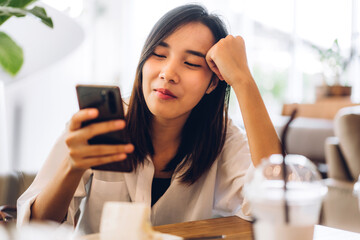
[150,109,191,123]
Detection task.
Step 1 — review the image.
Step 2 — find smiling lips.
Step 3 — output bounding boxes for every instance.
[155,88,177,100]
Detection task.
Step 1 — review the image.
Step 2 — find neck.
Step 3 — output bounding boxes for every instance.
[150,113,189,177]
[151,114,188,149]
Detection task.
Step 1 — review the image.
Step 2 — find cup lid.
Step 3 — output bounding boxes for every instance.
[245,154,327,204]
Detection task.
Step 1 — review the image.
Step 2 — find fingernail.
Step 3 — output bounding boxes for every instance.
[114,120,124,127]
[88,109,98,116]
[125,144,134,151]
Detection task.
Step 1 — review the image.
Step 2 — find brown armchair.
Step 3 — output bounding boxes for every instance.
[322,105,360,232]
[0,171,36,222]
[325,106,360,181]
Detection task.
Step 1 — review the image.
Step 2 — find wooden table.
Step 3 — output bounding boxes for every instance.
[154,216,360,240]
[154,216,252,240]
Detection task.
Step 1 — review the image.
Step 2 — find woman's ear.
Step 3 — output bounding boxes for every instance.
[205,75,219,94]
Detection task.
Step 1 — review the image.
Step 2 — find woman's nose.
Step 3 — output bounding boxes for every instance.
[159,60,179,83]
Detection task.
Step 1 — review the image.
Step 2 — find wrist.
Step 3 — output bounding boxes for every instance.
[231,73,254,92]
[64,156,86,177]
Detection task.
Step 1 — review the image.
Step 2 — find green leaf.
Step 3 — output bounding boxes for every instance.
[0,0,36,7]
[0,31,23,76]
[28,6,53,28]
[0,6,27,20]
[0,5,53,28]
[0,0,36,25]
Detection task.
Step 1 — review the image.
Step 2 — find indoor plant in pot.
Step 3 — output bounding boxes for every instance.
[313,39,352,100]
[0,0,52,181]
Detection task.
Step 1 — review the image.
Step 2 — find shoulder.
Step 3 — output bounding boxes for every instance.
[218,117,251,162]
[224,118,248,145]
[214,118,252,177]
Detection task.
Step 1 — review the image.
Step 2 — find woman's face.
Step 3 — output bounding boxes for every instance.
[142,22,216,121]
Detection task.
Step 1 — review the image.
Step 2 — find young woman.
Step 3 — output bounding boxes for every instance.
[17,4,281,235]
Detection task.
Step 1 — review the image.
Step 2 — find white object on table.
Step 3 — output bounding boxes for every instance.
[314,225,360,240]
[98,202,181,240]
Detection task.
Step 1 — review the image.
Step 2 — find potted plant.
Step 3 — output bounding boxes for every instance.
[0,0,53,76]
[0,0,53,172]
[312,39,352,100]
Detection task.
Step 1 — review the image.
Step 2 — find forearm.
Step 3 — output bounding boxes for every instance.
[232,77,282,166]
[31,157,85,223]
[205,35,281,165]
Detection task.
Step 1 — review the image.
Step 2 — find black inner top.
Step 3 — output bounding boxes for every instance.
[151,178,171,207]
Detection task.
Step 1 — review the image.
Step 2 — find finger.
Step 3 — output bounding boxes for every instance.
[206,50,224,81]
[69,144,135,159]
[66,119,126,144]
[207,59,224,81]
[83,119,126,140]
[71,153,128,170]
[69,109,99,131]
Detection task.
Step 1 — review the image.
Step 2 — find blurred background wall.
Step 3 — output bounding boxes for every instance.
[1,0,359,173]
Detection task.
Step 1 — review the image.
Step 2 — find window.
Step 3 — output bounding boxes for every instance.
[3,0,359,172]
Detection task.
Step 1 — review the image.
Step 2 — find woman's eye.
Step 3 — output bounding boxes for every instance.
[185,62,201,68]
[153,52,166,58]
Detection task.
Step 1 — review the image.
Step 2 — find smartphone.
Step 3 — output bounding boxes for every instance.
[76,84,133,172]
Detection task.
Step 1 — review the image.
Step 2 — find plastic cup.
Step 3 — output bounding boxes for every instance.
[244,154,327,240]
[99,202,154,240]
[0,225,9,240]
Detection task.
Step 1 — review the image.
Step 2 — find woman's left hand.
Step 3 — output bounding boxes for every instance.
[206,35,252,87]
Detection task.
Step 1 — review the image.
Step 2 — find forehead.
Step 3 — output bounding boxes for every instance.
[162,22,215,52]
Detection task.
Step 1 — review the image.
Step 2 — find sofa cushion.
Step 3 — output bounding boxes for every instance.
[325,137,353,181]
[335,106,360,180]
[0,171,36,206]
[0,172,19,206]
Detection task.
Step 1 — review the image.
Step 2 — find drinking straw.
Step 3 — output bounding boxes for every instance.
[280,109,297,224]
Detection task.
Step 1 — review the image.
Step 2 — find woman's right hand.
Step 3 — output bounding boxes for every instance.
[65,108,134,172]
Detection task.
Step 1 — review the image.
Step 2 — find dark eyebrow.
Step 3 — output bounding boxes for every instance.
[185,50,206,58]
[158,41,206,59]
[158,41,169,47]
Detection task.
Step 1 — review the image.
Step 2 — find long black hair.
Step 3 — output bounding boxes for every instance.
[126,4,230,184]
